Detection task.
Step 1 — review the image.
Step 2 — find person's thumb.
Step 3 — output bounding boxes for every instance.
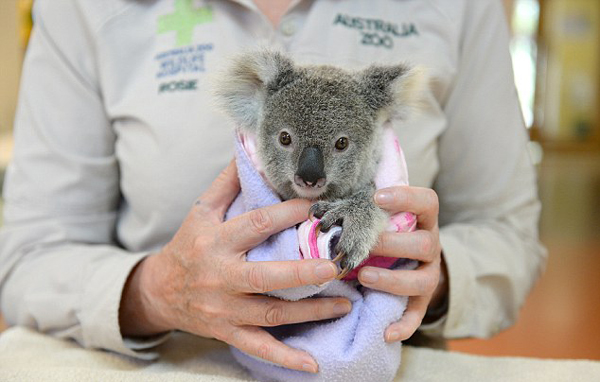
[197,159,240,220]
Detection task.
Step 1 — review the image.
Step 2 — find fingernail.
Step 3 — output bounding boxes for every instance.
[302,361,318,373]
[315,263,337,280]
[333,302,352,315]
[386,330,401,342]
[374,190,393,205]
[360,269,379,284]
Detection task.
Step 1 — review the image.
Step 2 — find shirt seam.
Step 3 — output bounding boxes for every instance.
[94,3,138,36]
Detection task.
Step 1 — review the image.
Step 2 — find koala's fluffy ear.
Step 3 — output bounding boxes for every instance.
[358,64,427,120]
[214,50,296,131]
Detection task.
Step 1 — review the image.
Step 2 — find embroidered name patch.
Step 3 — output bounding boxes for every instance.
[155,43,213,93]
[155,43,214,79]
[333,14,418,49]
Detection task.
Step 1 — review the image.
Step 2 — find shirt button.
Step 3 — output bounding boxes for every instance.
[280,20,296,37]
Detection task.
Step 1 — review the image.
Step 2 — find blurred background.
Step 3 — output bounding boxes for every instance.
[0,0,599,360]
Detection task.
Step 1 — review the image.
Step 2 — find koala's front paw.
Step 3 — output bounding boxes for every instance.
[310,200,382,279]
[334,217,376,279]
[309,201,343,233]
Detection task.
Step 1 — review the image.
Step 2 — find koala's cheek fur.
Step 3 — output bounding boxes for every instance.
[257,133,298,200]
[323,132,381,198]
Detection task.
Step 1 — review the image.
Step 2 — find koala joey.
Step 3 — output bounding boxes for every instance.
[216,50,425,279]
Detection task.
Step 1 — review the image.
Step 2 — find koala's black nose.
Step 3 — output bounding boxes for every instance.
[295,146,326,188]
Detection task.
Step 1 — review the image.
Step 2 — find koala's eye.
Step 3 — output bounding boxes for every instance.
[335,137,349,151]
[279,131,292,146]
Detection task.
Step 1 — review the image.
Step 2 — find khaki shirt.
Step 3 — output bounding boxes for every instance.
[0,0,546,358]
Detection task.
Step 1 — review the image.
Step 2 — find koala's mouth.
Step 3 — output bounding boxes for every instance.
[293,185,327,199]
[291,178,327,199]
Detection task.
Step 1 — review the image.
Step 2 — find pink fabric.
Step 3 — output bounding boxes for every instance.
[308,219,321,259]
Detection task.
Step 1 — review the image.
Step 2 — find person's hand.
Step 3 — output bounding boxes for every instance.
[357,186,447,342]
[119,161,351,373]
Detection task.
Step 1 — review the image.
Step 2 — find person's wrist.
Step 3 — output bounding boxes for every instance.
[119,253,173,337]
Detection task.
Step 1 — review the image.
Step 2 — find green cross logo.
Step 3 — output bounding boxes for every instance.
[158,0,214,46]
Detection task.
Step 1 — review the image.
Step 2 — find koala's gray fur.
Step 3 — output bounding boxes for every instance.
[216,49,425,276]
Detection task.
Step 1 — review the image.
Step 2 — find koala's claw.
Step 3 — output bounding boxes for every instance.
[331,251,345,263]
[314,225,350,279]
[333,251,352,280]
[337,265,352,280]
[314,220,332,235]
[313,210,326,220]
[312,213,336,234]
[314,221,323,236]
[309,203,327,220]
[311,198,378,279]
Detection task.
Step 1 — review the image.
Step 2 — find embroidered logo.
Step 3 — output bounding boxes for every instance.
[157,0,214,47]
[155,44,214,78]
[333,14,418,49]
[158,79,198,93]
[155,43,213,93]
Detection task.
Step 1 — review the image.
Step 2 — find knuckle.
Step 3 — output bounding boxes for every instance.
[223,326,243,344]
[313,301,329,320]
[191,197,203,209]
[248,209,273,235]
[201,303,223,321]
[388,269,404,287]
[192,235,209,254]
[211,326,230,342]
[221,263,239,291]
[425,189,439,213]
[264,304,286,326]
[396,188,410,208]
[418,233,434,258]
[193,229,221,255]
[192,197,207,209]
[256,342,272,361]
[293,200,310,217]
[416,276,432,295]
[422,274,438,295]
[227,315,242,327]
[377,232,392,253]
[291,263,305,287]
[193,200,216,218]
[246,265,269,293]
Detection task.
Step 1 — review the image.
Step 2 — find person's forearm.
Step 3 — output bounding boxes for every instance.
[0,236,151,356]
[438,215,546,338]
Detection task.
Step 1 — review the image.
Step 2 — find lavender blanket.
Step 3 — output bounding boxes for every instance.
[225,127,417,382]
